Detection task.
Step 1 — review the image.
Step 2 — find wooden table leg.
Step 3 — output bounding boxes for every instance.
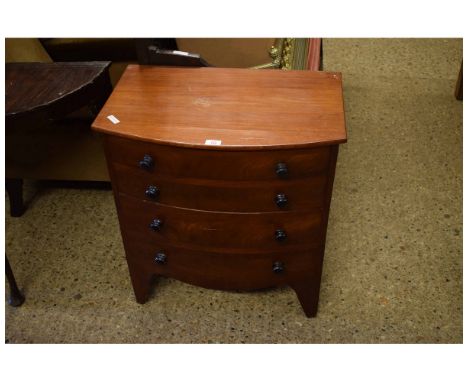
[455,61,463,101]
[5,256,25,307]
[5,178,25,217]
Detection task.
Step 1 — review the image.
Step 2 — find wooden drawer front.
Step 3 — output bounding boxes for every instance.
[117,194,323,252]
[104,135,331,181]
[124,239,323,291]
[112,163,327,212]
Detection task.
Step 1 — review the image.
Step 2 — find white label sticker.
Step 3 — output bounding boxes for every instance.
[205,139,222,146]
[107,115,120,124]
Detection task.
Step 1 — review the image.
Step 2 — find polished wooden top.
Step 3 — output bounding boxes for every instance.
[92,65,346,150]
[6,62,111,117]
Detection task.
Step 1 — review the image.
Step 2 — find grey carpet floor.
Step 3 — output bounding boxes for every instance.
[5,38,463,343]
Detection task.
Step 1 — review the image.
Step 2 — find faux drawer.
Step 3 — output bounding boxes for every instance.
[104,135,331,181]
[124,238,323,291]
[117,193,324,252]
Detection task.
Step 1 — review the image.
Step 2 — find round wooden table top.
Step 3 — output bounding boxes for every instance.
[6,61,111,129]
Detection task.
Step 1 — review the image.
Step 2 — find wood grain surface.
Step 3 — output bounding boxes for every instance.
[117,193,324,252]
[121,236,323,292]
[92,65,347,149]
[104,134,331,180]
[112,163,328,212]
[6,62,111,127]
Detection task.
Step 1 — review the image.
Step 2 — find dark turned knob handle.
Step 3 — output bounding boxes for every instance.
[149,218,164,231]
[154,252,167,264]
[275,229,287,242]
[275,162,289,178]
[272,261,284,274]
[275,193,288,208]
[139,154,154,171]
[145,185,160,199]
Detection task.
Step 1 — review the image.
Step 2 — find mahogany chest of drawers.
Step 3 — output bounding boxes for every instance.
[92,65,346,317]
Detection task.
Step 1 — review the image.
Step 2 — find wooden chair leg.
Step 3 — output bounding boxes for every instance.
[5,178,25,217]
[5,256,25,307]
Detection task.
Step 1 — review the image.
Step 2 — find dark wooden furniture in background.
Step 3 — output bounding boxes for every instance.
[135,38,321,70]
[93,66,346,317]
[6,256,25,307]
[135,38,210,67]
[455,62,462,100]
[5,62,112,216]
